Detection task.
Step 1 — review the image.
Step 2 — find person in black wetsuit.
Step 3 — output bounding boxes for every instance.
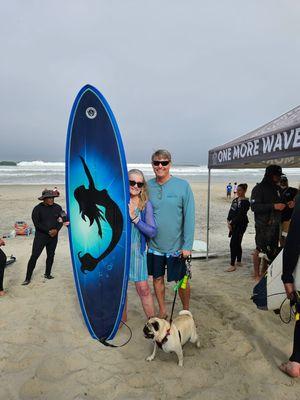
[226,183,250,272]
[0,238,7,296]
[279,175,298,247]
[250,165,286,280]
[22,189,66,285]
[280,193,300,377]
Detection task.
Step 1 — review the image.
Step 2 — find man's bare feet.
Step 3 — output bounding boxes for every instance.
[236,262,243,267]
[0,290,6,296]
[225,266,236,272]
[279,361,300,377]
[253,274,261,282]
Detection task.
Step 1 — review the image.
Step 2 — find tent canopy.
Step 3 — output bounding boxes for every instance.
[208,105,300,169]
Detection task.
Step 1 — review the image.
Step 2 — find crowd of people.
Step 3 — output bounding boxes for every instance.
[1,156,300,378]
[226,164,300,377]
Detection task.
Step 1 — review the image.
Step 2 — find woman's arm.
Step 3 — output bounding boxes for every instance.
[135,201,157,238]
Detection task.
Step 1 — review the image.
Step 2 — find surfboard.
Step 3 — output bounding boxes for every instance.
[66,84,131,341]
[252,249,300,310]
[192,240,217,259]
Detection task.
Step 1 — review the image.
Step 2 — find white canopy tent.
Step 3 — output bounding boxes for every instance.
[206,105,300,257]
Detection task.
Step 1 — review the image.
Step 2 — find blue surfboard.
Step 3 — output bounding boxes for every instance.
[66,84,130,341]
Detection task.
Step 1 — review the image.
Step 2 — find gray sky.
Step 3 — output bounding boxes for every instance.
[1,0,300,164]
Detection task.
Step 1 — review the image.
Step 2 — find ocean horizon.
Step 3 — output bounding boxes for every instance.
[0,160,299,185]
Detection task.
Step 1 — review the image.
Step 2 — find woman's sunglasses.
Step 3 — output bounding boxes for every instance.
[129,180,144,188]
[152,160,170,167]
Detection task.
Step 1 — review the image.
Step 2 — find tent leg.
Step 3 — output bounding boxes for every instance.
[206,169,211,259]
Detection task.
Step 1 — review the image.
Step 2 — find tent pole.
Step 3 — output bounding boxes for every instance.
[206,168,211,259]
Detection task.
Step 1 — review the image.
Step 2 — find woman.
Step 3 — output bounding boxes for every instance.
[125,169,157,319]
[226,183,250,272]
[0,238,7,296]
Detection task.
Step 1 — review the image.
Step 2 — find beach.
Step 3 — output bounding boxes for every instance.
[1,181,300,400]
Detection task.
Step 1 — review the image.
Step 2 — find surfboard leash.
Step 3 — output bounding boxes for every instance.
[98,321,133,348]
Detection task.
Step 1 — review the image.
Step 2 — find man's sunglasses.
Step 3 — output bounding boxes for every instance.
[152,160,170,167]
[129,180,144,188]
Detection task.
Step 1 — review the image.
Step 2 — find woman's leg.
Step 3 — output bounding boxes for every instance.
[0,248,7,295]
[227,230,238,271]
[135,280,155,318]
[236,230,245,263]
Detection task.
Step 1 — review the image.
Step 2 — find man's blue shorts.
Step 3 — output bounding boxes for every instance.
[147,251,187,282]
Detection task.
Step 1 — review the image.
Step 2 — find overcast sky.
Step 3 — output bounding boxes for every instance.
[1,0,300,164]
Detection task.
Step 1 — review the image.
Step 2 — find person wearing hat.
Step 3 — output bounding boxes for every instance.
[279,175,298,247]
[250,165,286,280]
[22,189,65,285]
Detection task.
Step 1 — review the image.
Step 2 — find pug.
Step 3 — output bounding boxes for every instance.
[143,310,200,367]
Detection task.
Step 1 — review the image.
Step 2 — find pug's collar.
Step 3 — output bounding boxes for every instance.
[156,328,171,348]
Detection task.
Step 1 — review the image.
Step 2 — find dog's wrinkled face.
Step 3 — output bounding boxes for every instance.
[143,319,160,339]
[143,317,170,342]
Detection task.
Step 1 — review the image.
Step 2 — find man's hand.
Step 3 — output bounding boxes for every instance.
[274,203,286,211]
[284,283,295,300]
[287,200,295,209]
[0,239,5,246]
[49,229,58,238]
[181,250,191,258]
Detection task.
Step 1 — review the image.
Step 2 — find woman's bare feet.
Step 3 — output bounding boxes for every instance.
[279,361,300,377]
[225,266,236,272]
[0,290,6,296]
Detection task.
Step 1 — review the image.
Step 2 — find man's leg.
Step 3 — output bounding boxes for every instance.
[280,304,300,377]
[252,249,261,281]
[153,276,167,318]
[24,235,46,282]
[179,282,190,310]
[45,237,58,277]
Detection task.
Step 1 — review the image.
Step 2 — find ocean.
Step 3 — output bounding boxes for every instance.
[0,161,299,185]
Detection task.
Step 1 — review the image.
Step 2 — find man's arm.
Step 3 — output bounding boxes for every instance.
[32,206,49,234]
[182,183,195,255]
[282,194,300,285]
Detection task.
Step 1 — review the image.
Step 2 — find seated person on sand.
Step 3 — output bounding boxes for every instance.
[280,193,300,378]
[226,183,250,272]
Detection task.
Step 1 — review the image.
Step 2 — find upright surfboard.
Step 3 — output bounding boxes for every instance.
[66,85,130,341]
[252,249,300,310]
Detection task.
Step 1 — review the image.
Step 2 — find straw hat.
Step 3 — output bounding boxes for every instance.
[38,189,59,200]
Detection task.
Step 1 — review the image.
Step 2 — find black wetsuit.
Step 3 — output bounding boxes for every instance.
[0,248,6,291]
[250,177,282,262]
[227,197,250,266]
[282,194,300,363]
[25,202,63,281]
[280,186,298,222]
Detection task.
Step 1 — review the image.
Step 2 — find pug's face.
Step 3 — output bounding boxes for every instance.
[143,317,170,342]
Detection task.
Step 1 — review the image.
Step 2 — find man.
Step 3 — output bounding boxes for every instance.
[147,149,195,318]
[22,189,65,285]
[250,165,286,280]
[280,193,300,377]
[226,182,232,199]
[279,175,298,247]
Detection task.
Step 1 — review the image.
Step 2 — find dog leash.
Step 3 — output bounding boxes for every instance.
[170,255,192,324]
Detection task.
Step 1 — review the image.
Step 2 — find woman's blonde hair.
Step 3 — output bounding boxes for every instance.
[128,169,148,210]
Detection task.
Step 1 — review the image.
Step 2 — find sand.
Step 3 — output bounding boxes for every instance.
[0,182,300,400]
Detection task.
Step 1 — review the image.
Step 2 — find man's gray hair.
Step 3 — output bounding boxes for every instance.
[151,149,172,162]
